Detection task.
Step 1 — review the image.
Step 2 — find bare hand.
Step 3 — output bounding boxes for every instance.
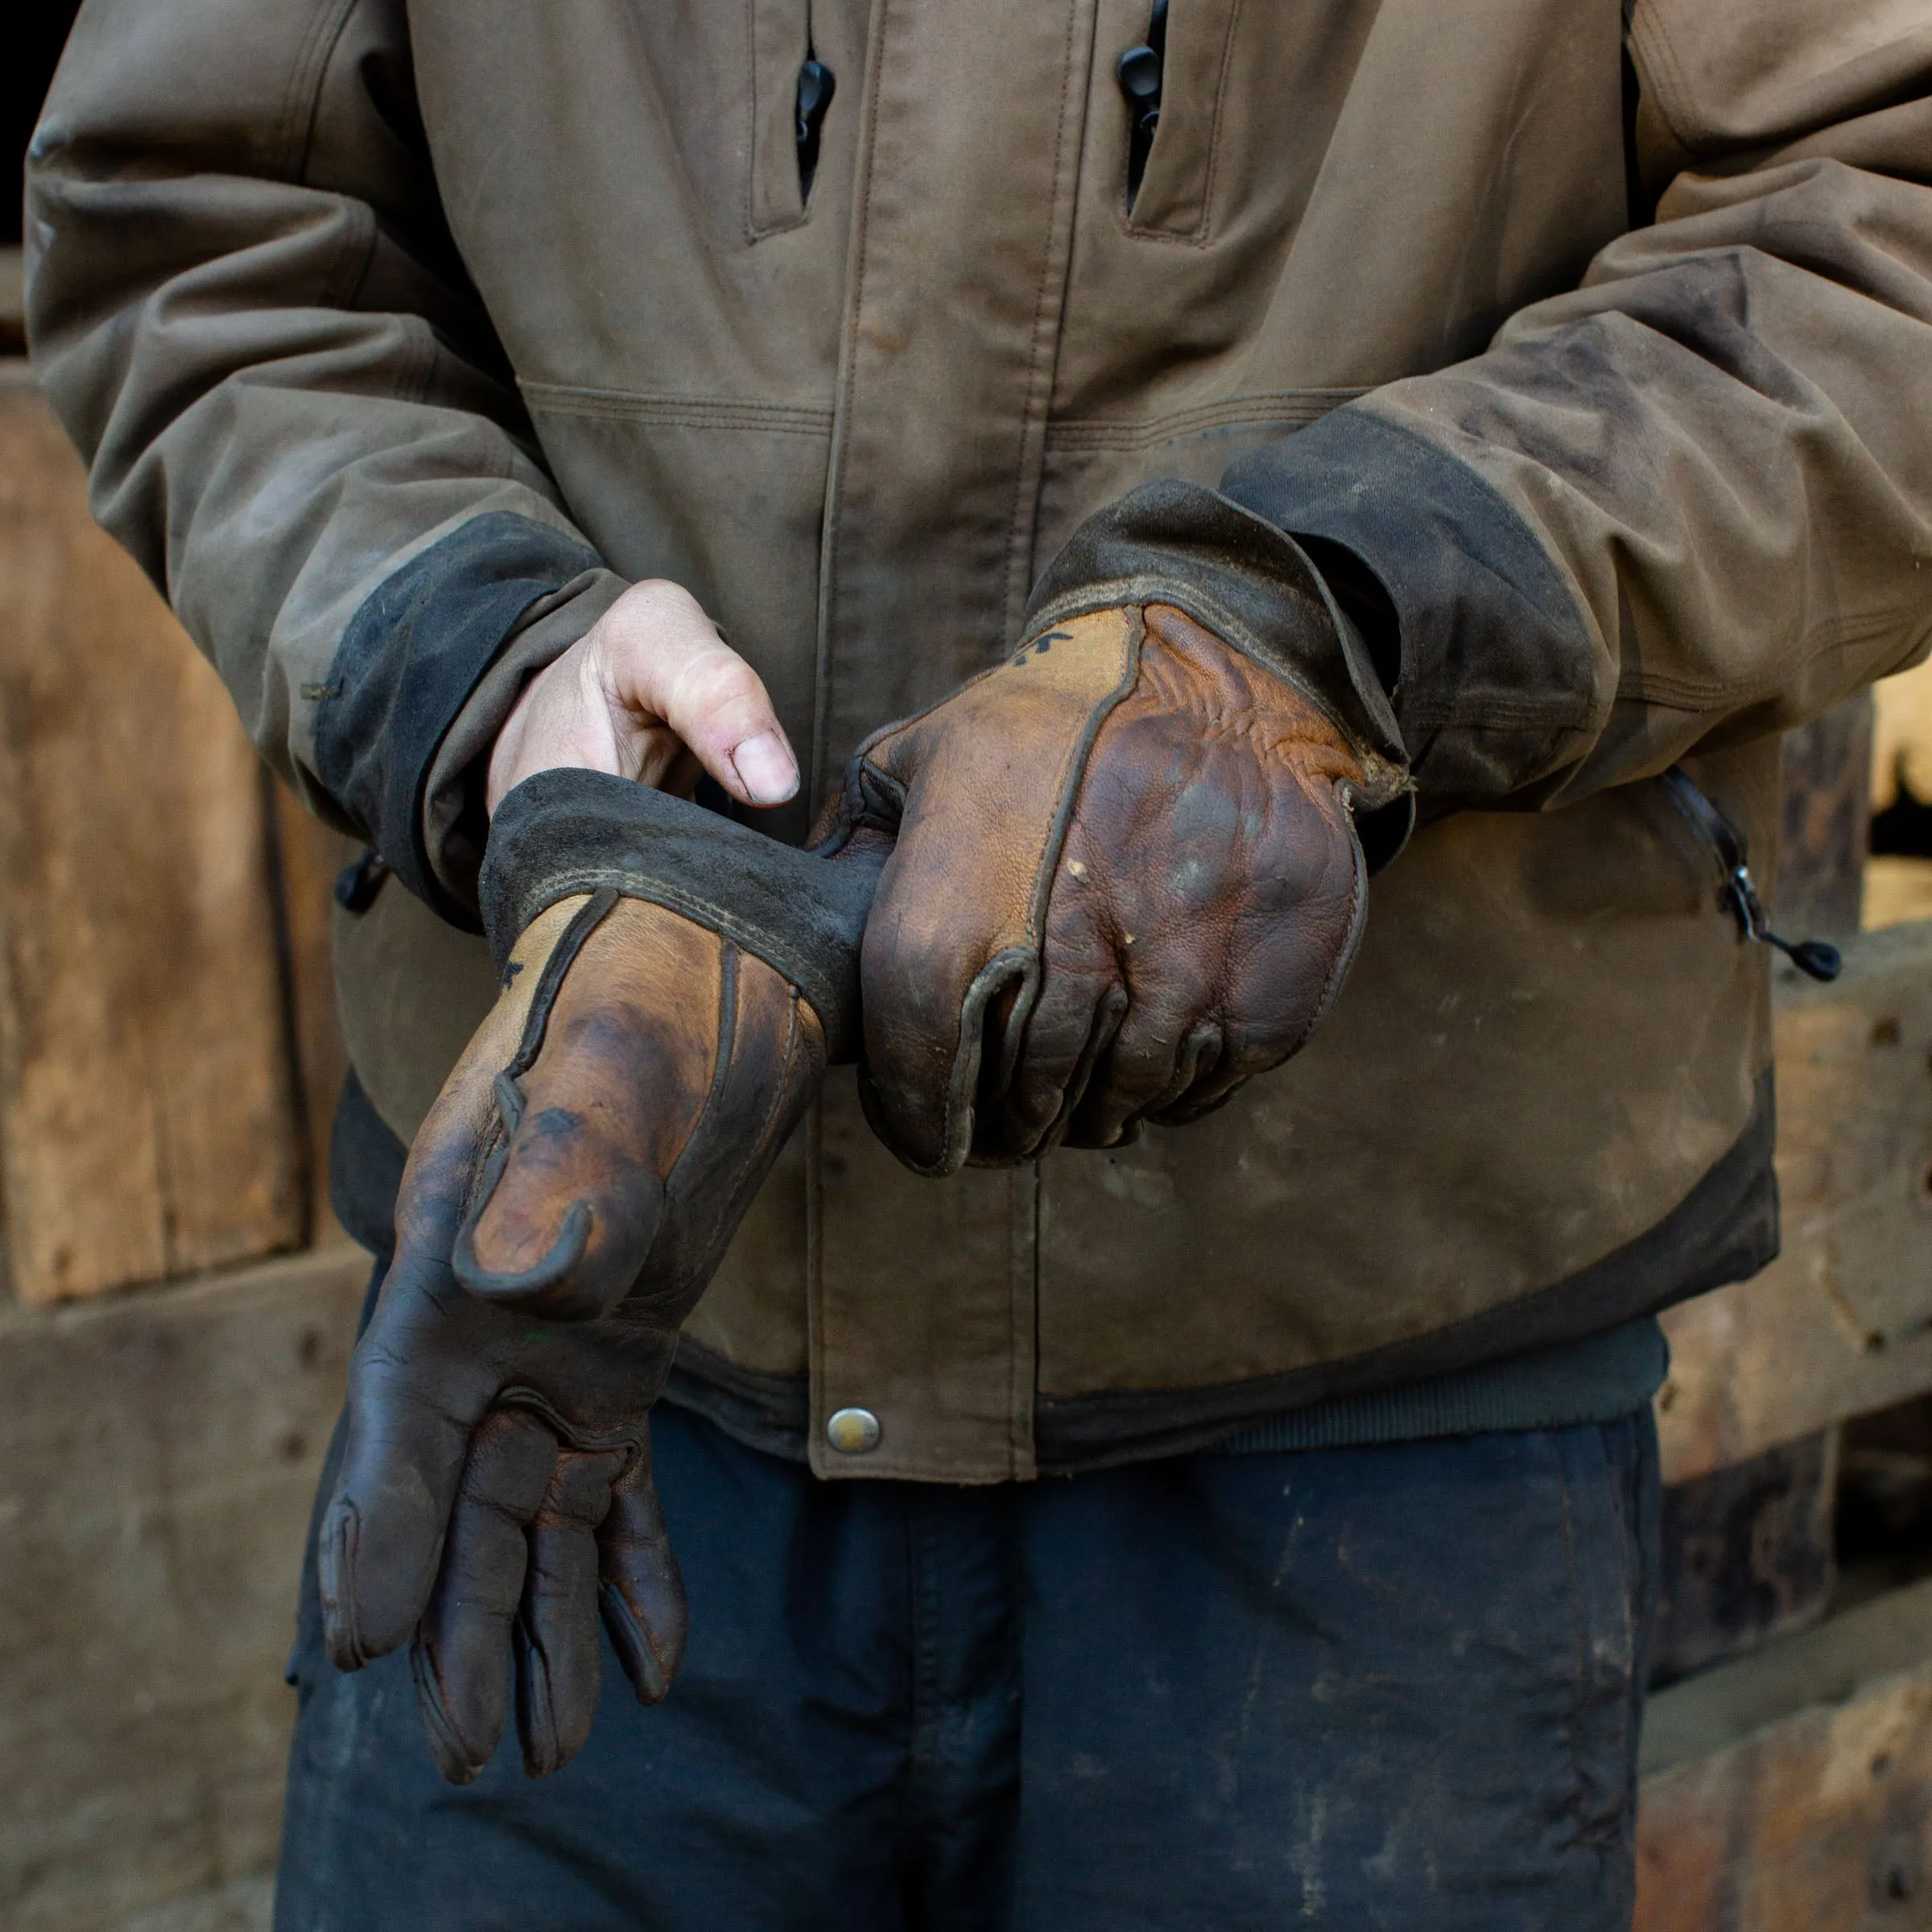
[486,579,799,816]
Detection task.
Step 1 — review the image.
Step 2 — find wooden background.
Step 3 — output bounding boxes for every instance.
[0,357,366,1932]
[2,342,1932,1927]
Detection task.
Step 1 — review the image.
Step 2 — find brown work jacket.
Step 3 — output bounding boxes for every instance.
[27,0,1932,1480]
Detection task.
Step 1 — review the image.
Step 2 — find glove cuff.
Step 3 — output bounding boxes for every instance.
[1026,479,1412,838]
[481,770,882,1061]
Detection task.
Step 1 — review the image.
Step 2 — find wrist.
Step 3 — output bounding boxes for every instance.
[485,579,799,822]
[419,561,631,927]
[485,630,700,816]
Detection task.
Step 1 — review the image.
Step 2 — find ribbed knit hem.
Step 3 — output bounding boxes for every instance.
[1215,1318,1669,1453]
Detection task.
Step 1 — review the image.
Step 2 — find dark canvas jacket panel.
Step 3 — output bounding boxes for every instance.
[27,0,1932,1480]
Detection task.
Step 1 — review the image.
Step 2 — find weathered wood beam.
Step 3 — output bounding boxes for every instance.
[1652,1433,1839,1688]
[0,1247,367,1930]
[270,781,358,1245]
[1777,695,1873,935]
[0,366,306,1302]
[1659,919,1932,1484]
[1873,655,1932,816]
[1637,1575,1932,1929]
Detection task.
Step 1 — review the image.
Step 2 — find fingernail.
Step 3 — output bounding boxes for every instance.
[730,731,799,805]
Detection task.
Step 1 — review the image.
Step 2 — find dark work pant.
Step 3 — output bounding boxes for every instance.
[276,1396,1657,1930]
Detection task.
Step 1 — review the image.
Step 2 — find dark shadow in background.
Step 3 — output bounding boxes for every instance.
[1872,772,1932,860]
[9,2,85,249]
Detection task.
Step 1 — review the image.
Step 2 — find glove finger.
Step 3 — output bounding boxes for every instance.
[981,939,1125,1162]
[857,609,1144,1178]
[321,906,579,1668]
[455,901,733,1320]
[319,1261,505,1672]
[860,871,1034,1177]
[516,1446,626,1778]
[1145,1053,1259,1128]
[598,1443,687,1704]
[1063,986,1225,1152]
[411,1410,559,1785]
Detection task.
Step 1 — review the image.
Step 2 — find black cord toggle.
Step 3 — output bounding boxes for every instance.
[1660,766,1842,983]
[334,848,390,915]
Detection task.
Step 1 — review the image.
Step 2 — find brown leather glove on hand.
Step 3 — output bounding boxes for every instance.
[318,771,881,1783]
[832,571,1402,1176]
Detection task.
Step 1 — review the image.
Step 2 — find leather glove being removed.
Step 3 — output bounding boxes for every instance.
[319,771,881,1783]
[828,571,1403,1176]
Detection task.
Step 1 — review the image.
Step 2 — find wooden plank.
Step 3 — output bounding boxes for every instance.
[0,364,303,1302]
[1839,1397,1932,1612]
[1647,706,1885,1687]
[270,782,357,1246]
[0,248,21,357]
[0,1246,368,1931]
[1777,694,1874,935]
[1658,919,1932,1485]
[1873,655,1932,816]
[1641,1574,1932,1779]
[1636,1577,1932,1931]
[1866,858,1932,933]
[1653,1433,1838,1688]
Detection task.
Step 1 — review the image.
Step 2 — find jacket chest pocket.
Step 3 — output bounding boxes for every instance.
[1116,0,1242,239]
[749,0,838,237]
[614,0,839,246]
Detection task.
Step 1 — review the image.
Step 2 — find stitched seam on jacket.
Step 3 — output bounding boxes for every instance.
[1627,5,1704,155]
[323,196,382,316]
[1047,388,1371,450]
[1013,1163,1038,1476]
[518,382,836,434]
[1399,694,1597,729]
[1002,0,1087,638]
[1129,0,1246,245]
[742,0,760,239]
[744,0,810,241]
[807,0,894,811]
[283,0,358,180]
[1192,0,1245,243]
[1612,616,1920,709]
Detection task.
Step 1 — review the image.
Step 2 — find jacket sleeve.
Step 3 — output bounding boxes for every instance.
[1067,0,1932,818]
[25,0,626,921]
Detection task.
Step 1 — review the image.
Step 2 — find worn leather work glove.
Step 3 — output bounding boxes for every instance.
[828,538,1404,1176]
[319,770,881,1783]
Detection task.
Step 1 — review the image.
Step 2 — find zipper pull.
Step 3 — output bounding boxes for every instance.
[1117,0,1169,205]
[1661,766,1842,982]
